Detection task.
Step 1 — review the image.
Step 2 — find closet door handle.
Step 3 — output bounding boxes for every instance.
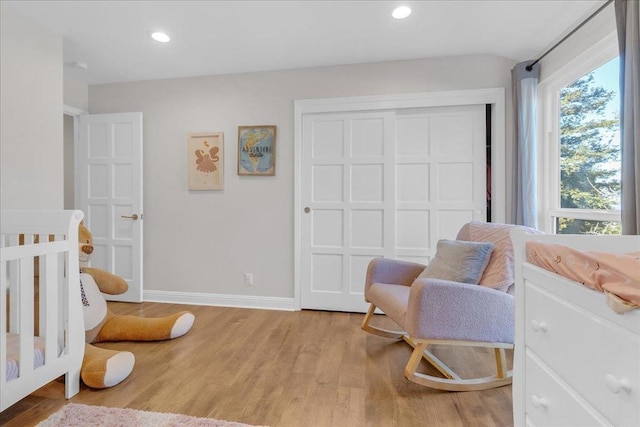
[605,374,631,393]
[531,320,548,333]
[121,214,139,220]
[531,395,549,409]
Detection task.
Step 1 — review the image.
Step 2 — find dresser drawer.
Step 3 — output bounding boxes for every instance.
[525,351,609,427]
[525,282,640,426]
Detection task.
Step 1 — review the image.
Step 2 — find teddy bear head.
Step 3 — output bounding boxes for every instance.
[79,222,94,268]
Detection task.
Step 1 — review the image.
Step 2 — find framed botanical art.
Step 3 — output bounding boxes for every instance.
[187,132,224,190]
[237,125,276,176]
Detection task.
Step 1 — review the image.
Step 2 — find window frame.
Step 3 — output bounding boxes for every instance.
[538,32,621,234]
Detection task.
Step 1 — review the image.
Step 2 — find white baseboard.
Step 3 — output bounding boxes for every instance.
[143,289,298,311]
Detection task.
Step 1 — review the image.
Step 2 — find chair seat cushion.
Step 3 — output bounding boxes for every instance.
[366,283,410,328]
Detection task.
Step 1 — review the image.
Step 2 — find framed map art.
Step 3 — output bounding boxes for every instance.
[187,132,224,190]
[237,125,276,176]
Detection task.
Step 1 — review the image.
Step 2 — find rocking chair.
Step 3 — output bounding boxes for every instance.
[362,221,536,391]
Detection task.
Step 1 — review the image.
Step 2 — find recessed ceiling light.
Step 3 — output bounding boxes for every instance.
[392,5,412,19]
[151,32,170,43]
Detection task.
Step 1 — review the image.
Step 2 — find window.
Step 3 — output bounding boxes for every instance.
[556,57,621,234]
[540,35,621,235]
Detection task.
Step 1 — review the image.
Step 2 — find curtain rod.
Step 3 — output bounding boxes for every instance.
[526,0,614,71]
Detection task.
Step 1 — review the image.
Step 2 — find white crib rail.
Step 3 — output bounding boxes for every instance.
[1,210,84,412]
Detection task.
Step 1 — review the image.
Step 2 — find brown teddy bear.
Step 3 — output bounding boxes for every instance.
[78,222,194,388]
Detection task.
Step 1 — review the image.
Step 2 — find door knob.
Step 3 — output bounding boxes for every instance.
[121,214,139,220]
[304,207,311,213]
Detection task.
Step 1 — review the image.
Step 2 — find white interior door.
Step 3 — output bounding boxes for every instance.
[76,112,143,303]
[301,105,486,312]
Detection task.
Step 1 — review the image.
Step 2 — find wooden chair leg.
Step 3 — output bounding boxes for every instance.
[360,304,405,339]
[403,336,458,380]
[495,348,507,378]
[404,341,428,379]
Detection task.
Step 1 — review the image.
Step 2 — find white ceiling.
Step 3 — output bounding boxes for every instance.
[3,0,606,85]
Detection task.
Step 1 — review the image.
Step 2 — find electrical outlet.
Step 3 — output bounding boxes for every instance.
[244,273,253,286]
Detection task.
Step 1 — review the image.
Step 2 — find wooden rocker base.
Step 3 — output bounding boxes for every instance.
[403,337,513,391]
[360,304,405,339]
[362,304,513,392]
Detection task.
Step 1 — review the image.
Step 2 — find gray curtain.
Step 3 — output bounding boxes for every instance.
[616,0,640,235]
[511,62,540,228]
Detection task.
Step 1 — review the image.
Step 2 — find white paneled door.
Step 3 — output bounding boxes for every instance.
[301,105,486,312]
[77,113,143,303]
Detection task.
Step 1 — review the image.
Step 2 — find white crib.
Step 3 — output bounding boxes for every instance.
[1,210,85,412]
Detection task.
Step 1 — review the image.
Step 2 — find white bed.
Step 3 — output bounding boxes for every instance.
[511,230,640,427]
[1,210,85,412]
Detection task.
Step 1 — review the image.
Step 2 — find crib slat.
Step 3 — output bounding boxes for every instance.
[42,252,59,364]
[38,234,45,336]
[1,233,5,273]
[39,249,45,336]
[18,257,35,379]
[60,246,67,352]
[8,234,19,334]
[0,257,7,386]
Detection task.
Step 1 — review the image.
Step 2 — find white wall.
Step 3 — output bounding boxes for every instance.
[538,4,616,83]
[89,54,516,302]
[64,78,89,111]
[0,5,64,209]
[63,114,75,209]
[62,79,88,211]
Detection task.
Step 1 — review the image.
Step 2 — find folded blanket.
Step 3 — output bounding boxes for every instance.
[467,221,541,291]
[526,241,640,313]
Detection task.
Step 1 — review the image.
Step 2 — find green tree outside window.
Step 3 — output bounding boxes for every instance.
[558,58,621,235]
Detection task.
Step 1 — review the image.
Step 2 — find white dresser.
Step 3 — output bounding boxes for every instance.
[511,231,640,427]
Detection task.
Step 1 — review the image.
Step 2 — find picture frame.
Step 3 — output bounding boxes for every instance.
[237,125,276,176]
[187,132,224,190]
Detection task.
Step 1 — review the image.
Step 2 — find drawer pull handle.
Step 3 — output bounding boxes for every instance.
[605,374,631,394]
[531,395,549,409]
[531,320,548,333]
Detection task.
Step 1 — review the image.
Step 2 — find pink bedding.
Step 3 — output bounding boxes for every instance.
[526,241,640,313]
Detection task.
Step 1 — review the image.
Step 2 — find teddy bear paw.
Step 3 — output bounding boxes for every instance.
[103,351,135,387]
[82,350,135,389]
[170,312,195,338]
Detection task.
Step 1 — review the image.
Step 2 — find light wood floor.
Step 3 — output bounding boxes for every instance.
[1,302,513,426]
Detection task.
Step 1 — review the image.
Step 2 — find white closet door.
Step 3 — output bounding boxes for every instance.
[301,112,395,312]
[301,105,485,312]
[395,105,486,266]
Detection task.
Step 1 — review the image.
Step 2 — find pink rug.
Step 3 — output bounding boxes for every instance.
[37,403,265,427]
